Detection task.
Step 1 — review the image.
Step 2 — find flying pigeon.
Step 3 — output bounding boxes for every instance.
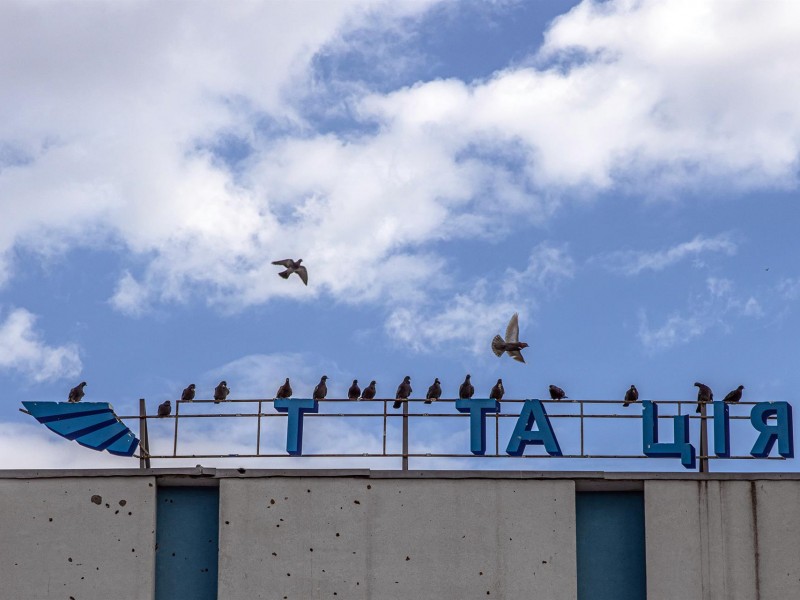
[549,385,567,400]
[694,382,713,413]
[68,382,87,403]
[272,259,308,286]
[723,385,744,403]
[181,384,196,402]
[313,375,329,400]
[361,381,377,400]
[459,374,475,400]
[214,381,230,404]
[394,376,412,409]
[425,378,442,404]
[623,385,638,407]
[490,379,504,401]
[276,378,292,399]
[348,379,361,401]
[157,400,171,417]
[491,313,529,363]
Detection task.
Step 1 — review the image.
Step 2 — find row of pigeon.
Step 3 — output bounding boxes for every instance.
[68,379,745,419]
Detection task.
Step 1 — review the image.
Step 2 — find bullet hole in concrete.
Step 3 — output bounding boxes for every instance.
[270,499,275,505]
[284,497,288,500]
[149,483,153,487]
[49,518,53,522]
[119,500,127,507]
[487,592,491,595]
[509,538,512,541]
[405,556,410,561]
[280,518,284,522]
[479,572,483,576]
[287,573,291,577]
[307,489,311,493]
[356,582,360,586]
[225,521,230,525]
[272,552,277,556]
[333,593,337,596]
[105,503,110,508]
[155,543,159,550]
[352,552,356,555]
[131,549,135,553]
[542,560,547,564]
[115,510,119,515]
[127,512,132,516]
[309,548,313,552]
[276,525,280,528]
[354,500,360,505]
[237,468,246,474]
[336,533,340,537]
[90,495,102,505]
[68,558,73,562]
[70,597,75,600]
[367,485,371,489]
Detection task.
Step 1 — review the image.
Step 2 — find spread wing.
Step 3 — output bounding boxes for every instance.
[505,313,520,344]
[296,265,308,286]
[272,259,294,267]
[508,350,525,363]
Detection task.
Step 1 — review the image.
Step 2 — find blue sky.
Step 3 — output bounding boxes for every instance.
[1,0,799,471]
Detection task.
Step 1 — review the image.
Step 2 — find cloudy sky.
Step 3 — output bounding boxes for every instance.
[1,0,799,471]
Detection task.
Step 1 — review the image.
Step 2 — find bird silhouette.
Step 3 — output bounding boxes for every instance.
[313,375,329,400]
[623,385,638,407]
[425,378,442,404]
[181,384,196,402]
[394,376,412,409]
[459,374,475,400]
[491,313,529,363]
[549,385,567,400]
[157,400,171,417]
[68,382,87,403]
[490,379,504,401]
[214,381,230,404]
[694,382,713,413]
[348,379,361,401]
[276,378,292,399]
[361,381,376,400]
[723,385,744,403]
[272,258,308,285]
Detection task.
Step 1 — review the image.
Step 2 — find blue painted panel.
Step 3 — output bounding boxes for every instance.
[576,492,646,600]
[156,487,219,600]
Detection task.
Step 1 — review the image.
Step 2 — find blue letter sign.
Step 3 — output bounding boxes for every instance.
[750,402,794,458]
[456,398,500,455]
[713,401,730,458]
[274,398,319,455]
[506,400,562,456]
[642,401,696,469]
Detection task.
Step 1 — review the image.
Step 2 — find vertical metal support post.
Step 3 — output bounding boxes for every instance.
[382,400,387,456]
[256,399,263,455]
[495,411,499,455]
[580,401,585,456]
[402,400,409,471]
[699,401,709,473]
[138,398,150,469]
[172,399,181,457]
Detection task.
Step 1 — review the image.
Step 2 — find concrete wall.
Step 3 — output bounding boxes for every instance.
[0,476,156,600]
[645,480,800,600]
[218,477,578,600]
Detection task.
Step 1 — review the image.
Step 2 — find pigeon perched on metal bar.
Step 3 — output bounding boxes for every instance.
[459,374,474,400]
[348,380,361,401]
[491,313,529,363]
[68,382,87,403]
[214,381,230,404]
[723,385,744,403]
[623,385,638,407]
[157,400,171,417]
[394,376,411,409]
[490,379,504,401]
[425,378,442,404]
[361,381,376,400]
[549,385,567,400]
[181,384,196,402]
[694,382,713,413]
[276,378,292,399]
[272,258,308,286]
[313,375,328,400]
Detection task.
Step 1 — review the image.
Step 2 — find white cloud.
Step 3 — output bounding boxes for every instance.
[638,277,764,350]
[598,233,737,276]
[0,0,799,327]
[0,308,81,382]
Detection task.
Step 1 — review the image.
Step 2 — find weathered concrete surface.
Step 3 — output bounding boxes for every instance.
[0,476,156,600]
[219,477,577,600]
[645,480,800,600]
